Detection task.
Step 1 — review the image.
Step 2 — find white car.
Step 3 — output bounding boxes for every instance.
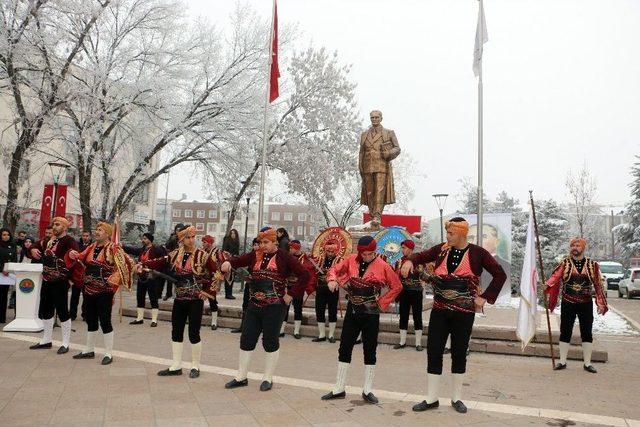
[600,261,624,290]
[618,268,640,299]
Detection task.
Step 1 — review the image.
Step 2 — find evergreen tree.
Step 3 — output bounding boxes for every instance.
[614,157,640,260]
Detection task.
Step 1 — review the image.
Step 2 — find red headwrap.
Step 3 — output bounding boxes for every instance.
[357,235,377,253]
[202,235,214,245]
[289,240,302,251]
[401,239,415,250]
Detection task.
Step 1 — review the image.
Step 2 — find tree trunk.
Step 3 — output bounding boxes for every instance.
[226,163,260,234]
[2,132,33,233]
[77,154,94,233]
[100,157,112,219]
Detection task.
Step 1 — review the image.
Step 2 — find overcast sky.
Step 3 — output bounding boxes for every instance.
[166,0,640,219]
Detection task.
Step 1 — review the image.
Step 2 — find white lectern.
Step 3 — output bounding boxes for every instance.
[3,263,43,332]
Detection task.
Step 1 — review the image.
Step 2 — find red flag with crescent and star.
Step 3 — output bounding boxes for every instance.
[269,0,279,103]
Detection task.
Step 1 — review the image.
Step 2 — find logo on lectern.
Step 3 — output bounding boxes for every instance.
[19,278,35,294]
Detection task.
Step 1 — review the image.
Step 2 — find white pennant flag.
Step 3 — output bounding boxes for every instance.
[473,0,488,77]
[516,209,539,350]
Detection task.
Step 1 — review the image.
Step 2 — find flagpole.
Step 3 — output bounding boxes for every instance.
[476,0,484,249]
[529,191,556,369]
[257,0,276,230]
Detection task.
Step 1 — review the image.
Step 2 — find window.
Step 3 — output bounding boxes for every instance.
[65,170,77,187]
[271,211,280,221]
[284,212,293,221]
[185,209,193,218]
[298,213,307,222]
[173,209,181,218]
[310,227,315,236]
[196,210,205,218]
[196,223,204,231]
[207,223,217,233]
[172,221,179,229]
[297,226,304,236]
[208,209,217,219]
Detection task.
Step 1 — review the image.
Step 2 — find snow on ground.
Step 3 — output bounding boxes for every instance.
[494,297,640,336]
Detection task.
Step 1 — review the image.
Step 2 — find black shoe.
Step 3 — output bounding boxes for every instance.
[231,328,242,333]
[101,356,113,365]
[554,363,567,370]
[451,400,467,413]
[362,392,378,404]
[583,364,597,373]
[225,295,236,300]
[416,345,424,352]
[393,343,406,350]
[328,337,336,343]
[57,346,68,355]
[294,334,301,339]
[211,324,218,331]
[260,381,272,391]
[355,339,362,345]
[29,342,52,350]
[312,337,327,342]
[73,351,95,359]
[190,369,200,378]
[129,319,143,325]
[413,400,439,412]
[321,391,346,400]
[150,322,157,327]
[225,378,248,389]
[279,332,285,338]
[158,368,182,376]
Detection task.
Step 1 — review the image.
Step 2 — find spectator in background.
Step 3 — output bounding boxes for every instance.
[0,228,18,324]
[78,230,92,251]
[16,230,27,262]
[276,228,290,252]
[222,229,240,299]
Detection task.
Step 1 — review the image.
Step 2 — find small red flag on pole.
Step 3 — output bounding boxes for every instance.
[111,214,121,253]
[269,0,280,103]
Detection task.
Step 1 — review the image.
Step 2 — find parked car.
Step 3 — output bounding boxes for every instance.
[599,261,625,290]
[618,268,640,299]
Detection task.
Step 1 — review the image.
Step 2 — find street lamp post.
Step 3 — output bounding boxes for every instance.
[243,197,250,254]
[47,162,70,222]
[432,193,449,243]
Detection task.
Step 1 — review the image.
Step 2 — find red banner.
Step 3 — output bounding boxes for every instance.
[38,184,54,239]
[363,213,422,234]
[54,184,67,218]
[269,0,280,103]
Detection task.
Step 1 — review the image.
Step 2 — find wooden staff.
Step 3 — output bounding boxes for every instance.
[529,190,556,369]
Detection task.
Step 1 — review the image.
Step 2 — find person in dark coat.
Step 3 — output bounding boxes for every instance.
[222,229,240,299]
[0,228,18,323]
[162,223,184,300]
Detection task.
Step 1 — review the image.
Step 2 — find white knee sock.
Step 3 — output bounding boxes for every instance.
[61,319,72,347]
[363,364,375,394]
[40,317,54,345]
[84,331,96,353]
[280,322,286,334]
[170,341,183,371]
[317,322,326,339]
[263,350,280,383]
[328,322,336,339]
[191,342,202,371]
[451,373,465,403]
[582,342,593,366]
[332,362,349,394]
[136,307,144,321]
[211,312,218,327]
[294,320,301,335]
[426,373,441,404]
[151,308,158,323]
[103,331,114,358]
[559,341,570,365]
[415,329,423,347]
[236,349,253,381]
[399,329,407,346]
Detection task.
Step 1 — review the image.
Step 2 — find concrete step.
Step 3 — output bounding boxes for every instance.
[123,305,607,363]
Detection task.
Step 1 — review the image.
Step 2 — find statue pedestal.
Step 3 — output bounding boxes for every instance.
[346,225,383,253]
[3,263,44,332]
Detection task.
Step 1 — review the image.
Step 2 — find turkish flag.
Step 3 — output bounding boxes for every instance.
[38,184,54,239]
[269,0,280,103]
[54,184,68,218]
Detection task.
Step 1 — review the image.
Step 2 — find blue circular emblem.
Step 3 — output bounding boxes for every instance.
[19,278,35,294]
[373,226,413,265]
